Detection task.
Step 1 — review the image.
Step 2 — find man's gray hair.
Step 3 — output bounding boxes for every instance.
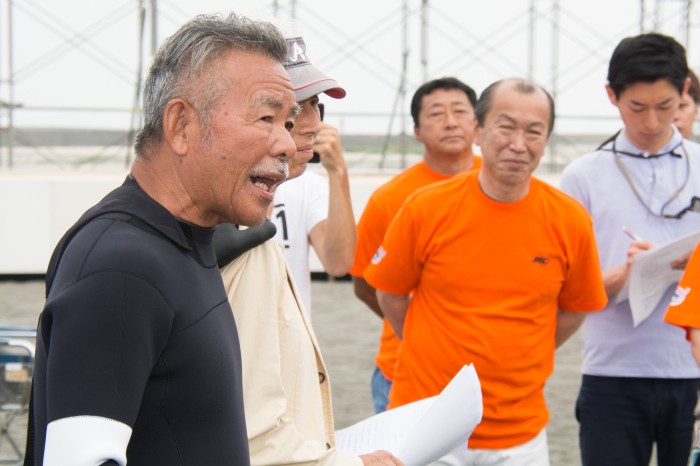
[134,13,288,155]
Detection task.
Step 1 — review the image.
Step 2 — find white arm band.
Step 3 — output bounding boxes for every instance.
[44,416,131,466]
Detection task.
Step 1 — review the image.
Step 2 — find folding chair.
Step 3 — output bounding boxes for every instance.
[0,327,36,339]
[0,328,36,465]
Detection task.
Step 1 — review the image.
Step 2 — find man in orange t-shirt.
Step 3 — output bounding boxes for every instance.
[365,78,607,464]
[349,77,481,414]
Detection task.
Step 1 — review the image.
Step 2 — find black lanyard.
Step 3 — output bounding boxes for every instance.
[608,137,691,219]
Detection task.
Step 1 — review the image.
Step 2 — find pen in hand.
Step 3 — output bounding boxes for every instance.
[622,226,644,242]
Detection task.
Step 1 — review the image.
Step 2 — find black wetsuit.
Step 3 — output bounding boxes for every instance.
[30,177,250,466]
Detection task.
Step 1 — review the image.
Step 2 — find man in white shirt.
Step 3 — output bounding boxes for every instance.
[271,36,356,317]
[560,32,700,466]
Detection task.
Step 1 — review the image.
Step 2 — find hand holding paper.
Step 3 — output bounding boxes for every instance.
[627,229,700,326]
[670,251,693,270]
[613,233,654,305]
[335,364,483,466]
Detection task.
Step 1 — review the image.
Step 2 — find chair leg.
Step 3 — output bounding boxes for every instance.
[0,409,22,463]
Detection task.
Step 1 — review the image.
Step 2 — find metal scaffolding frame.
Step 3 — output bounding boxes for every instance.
[0,0,697,170]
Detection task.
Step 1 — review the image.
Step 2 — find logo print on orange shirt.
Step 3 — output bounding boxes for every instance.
[532,256,549,265]
[371,246,387,265]
[670,285,691,306]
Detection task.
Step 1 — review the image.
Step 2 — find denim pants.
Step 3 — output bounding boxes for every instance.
[370,366,392,414]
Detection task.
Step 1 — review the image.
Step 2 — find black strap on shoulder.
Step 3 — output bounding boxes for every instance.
[213,221,277,268]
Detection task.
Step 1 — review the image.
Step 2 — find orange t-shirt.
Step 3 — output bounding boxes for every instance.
[349,158,482,381]
[665,242,700,331]
[364,171,607,449]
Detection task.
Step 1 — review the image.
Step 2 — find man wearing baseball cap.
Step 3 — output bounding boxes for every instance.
[271,36,356,321]
[217,36,402,465]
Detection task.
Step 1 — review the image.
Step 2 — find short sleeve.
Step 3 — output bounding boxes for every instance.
[556,203,607,312]
[43,271,172,425]
[349,195,389,277]
[665,243,700,330]
[364,199,423,295]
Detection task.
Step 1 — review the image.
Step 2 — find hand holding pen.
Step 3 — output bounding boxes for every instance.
[621,226,653,267]
[622,226,644,242]
[622,226,687,270]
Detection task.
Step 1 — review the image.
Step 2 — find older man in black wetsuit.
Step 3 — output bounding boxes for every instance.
[27,13,298,466]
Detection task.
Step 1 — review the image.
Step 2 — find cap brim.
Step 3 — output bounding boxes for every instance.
[295,80,346,102]
[286,64,346,102]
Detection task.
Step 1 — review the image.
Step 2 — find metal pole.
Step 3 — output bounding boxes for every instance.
[421,0,428,82]
[551,0,559,99]
[653,0,661,32]
[7,0,13,168]
[150,0,158,56]
[379,86,403,169]
[686,0,692,52]
[379,0,409,170]
[399,0,408,168]
[0,0,4,169]
[549,0,560,170]
[126,0,147,166]
[291,0,296,20]
[640,0,645,32]
[528,0,536,80]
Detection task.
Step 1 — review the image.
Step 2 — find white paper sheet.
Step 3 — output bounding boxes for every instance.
[614,277,630,305]
[628,229,700,327]
[335,364,482,466]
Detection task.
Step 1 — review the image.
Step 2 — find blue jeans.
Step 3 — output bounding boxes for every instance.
[371,366,392,414]
[576,375,699,466]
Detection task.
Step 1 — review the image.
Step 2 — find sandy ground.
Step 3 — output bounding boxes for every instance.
[0,277,597,465]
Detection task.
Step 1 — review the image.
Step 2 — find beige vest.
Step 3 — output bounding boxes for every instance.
[220,239,362,466]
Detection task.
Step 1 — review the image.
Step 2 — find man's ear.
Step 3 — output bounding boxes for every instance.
[413,125,423,144]
[474,125,481,147]
[162,99,195,156]
[682,76,691,97]
[605,83,619,108]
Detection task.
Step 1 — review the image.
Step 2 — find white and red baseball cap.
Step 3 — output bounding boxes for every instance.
[283,36,346,102]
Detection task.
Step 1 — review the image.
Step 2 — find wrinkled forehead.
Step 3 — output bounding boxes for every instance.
[422,88,473,108]
[216,50,297,109]
[492,88,549,122]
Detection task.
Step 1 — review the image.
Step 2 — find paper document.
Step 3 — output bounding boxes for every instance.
[613,280,629,305]
[335,364,482,466]
[628,229,700,327]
